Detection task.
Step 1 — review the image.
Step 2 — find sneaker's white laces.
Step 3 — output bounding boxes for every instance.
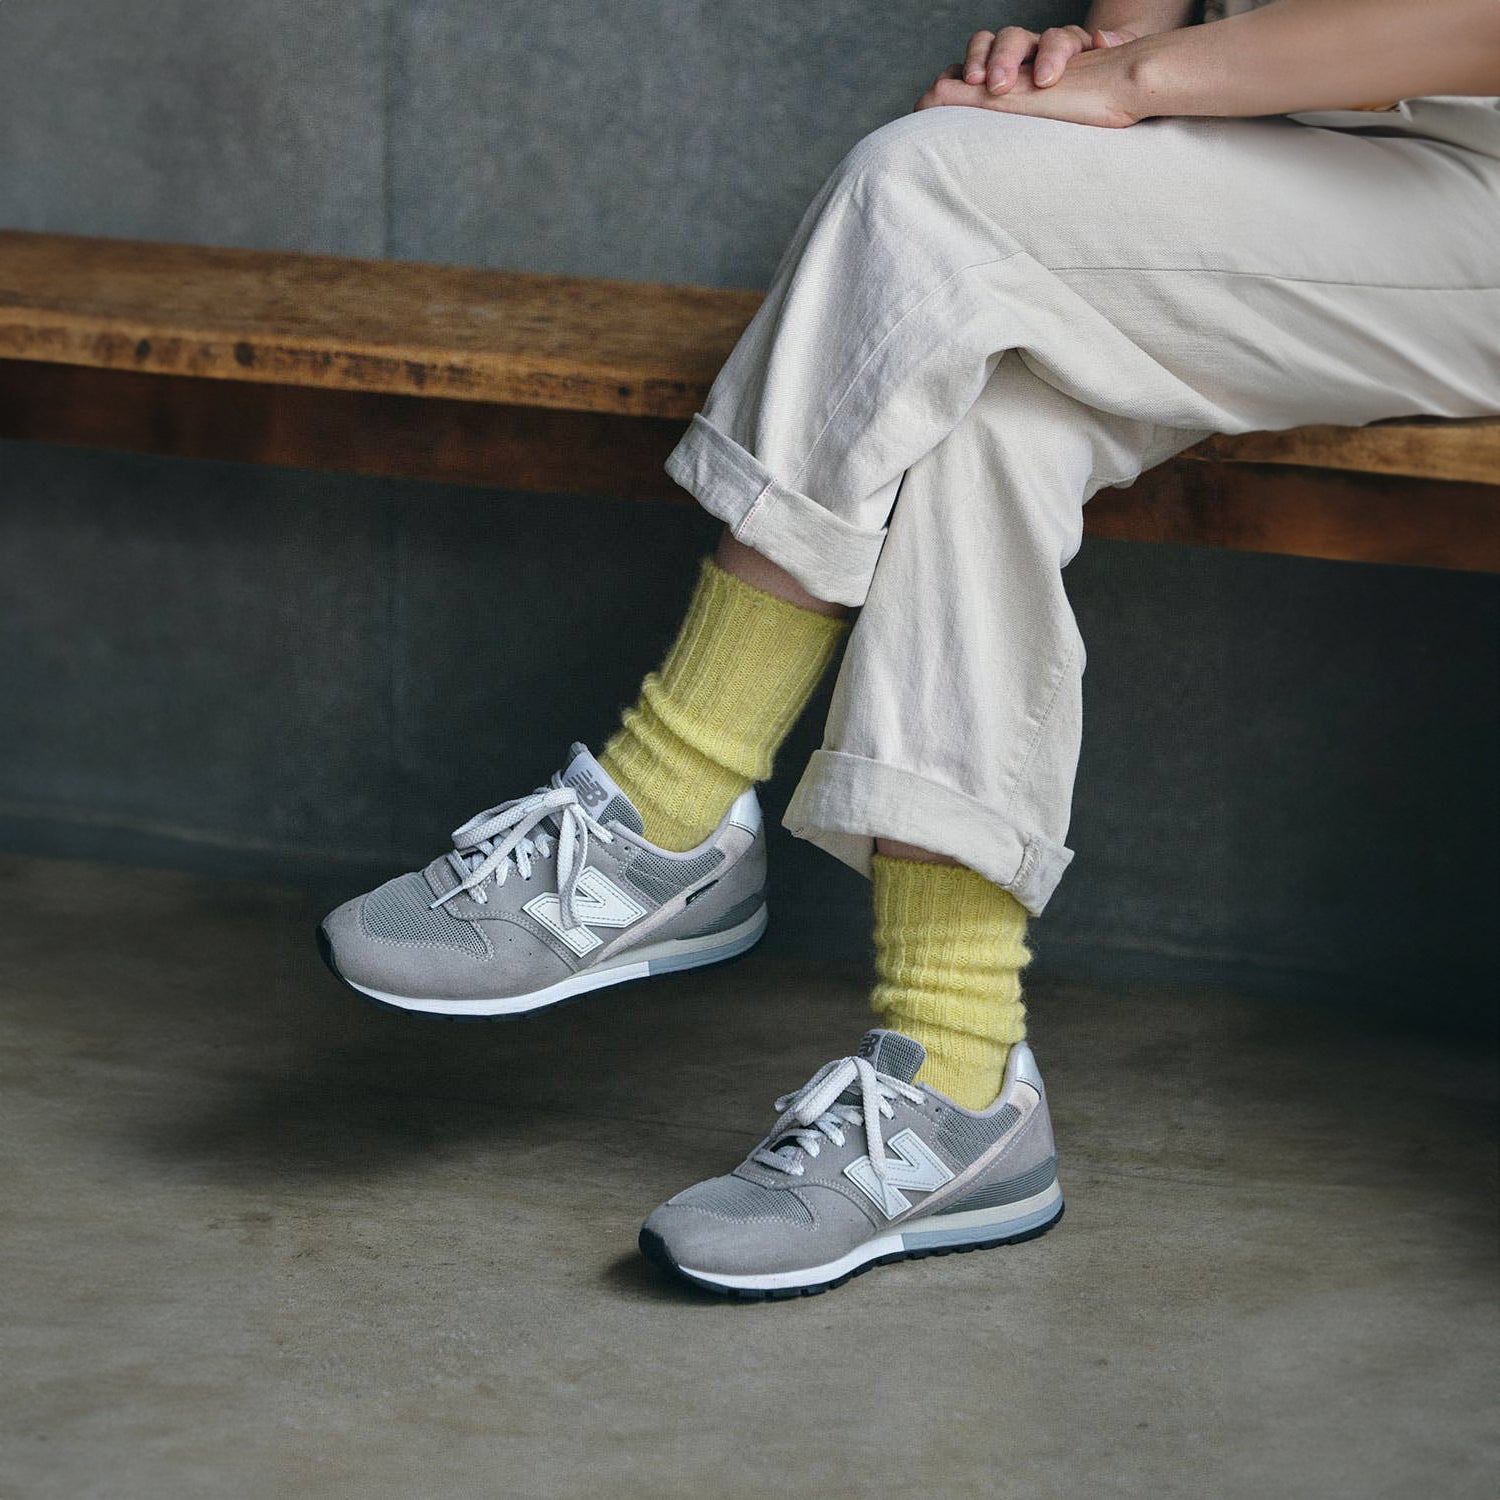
[429,778,616,931]
[753,1055,924,1182]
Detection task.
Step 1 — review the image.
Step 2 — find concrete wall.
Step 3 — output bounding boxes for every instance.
[2,1,1495,1019]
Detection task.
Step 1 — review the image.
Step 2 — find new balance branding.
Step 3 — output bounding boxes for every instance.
[524,867,647,956]
[564,769,610,811]
[843,1128,954,1217]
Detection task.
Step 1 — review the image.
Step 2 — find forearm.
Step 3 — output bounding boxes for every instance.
[1083,0,1195,37]
[1123,0,1500,117]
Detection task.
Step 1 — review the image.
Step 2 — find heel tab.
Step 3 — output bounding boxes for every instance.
[1004,1041,1045,1097]
[726,787,763,835]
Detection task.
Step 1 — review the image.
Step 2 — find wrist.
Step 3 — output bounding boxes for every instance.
[1117,27,1222,119]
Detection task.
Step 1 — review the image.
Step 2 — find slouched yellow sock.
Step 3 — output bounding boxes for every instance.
[600,558,847,851]
[870,855,1032,1111]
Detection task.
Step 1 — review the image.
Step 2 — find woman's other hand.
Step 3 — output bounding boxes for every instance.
[960,23,1136,95]
[918,41,1143,129]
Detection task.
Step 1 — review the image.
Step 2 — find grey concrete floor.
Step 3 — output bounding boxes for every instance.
[1,853,1496,1499]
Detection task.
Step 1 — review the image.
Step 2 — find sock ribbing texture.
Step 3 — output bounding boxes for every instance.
[600,557,847,851]
[869,854,1031,1111]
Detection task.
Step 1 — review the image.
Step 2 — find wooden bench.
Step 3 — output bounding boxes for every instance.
[3,230,1496,573]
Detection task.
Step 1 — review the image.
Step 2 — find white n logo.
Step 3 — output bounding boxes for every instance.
[524,868,646,957]
[843,1129,954,1219]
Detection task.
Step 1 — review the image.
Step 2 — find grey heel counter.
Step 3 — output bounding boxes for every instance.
[1005,1041,1045,1097]
[1006,1043,1057,1163]
[1028,1084,1057,1163]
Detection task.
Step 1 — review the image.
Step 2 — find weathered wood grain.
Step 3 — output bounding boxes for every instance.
[4,360,1495,571]
[2,232,1496,489]
[0,360,689,502]
[0,230,760,419]
[1090,459,1500,572]
[1196,419,1500,487]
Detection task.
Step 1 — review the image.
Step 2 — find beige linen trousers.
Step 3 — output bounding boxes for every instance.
[665,100,1500,914]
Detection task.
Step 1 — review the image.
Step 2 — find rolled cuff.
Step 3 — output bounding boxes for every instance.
[664,413,887,609]
[783,749,1075,918]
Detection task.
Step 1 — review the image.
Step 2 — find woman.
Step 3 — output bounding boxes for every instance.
[319,0,1500,1298]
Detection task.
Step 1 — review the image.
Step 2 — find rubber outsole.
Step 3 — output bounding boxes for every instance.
[637,1201,1066,1301]
[315,911,766,1022]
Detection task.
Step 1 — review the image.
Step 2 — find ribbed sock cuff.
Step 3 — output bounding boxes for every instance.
[599,718,744,852]
[651,558,847,781]
[870,855,1031,1111]
[890,1024,1013,1112]
[601,558,847,849]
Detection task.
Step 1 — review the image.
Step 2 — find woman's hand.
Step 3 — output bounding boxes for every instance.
[927,1,1500,126]
[960,23,1136,96]
[918,43,1145,129]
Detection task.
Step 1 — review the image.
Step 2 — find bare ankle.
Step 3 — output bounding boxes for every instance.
[715,530,847,618]
[875,838,961,865]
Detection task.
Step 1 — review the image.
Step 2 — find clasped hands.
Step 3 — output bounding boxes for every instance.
[917,24,1145,128]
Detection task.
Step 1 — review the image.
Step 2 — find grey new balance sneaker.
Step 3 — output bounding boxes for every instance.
[639,1028,1063,1299]
[318,744,767,1016]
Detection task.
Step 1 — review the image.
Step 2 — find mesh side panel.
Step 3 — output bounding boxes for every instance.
[600,795,644,835]
[935,1102,1022,1167]
[858,1030,926,1084]
[673,1176,814,1226]
[624,847,723,906]
[361,874,489,957]
[944,1154,1058,1214]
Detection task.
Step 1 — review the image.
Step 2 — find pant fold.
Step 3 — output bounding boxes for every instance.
[665,413,888,608]
[784,749,1074,917]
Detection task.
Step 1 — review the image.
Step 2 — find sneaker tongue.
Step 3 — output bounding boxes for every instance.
[857,1029,927,1084]
[558,744,644,835]
[762,1032,927,1167]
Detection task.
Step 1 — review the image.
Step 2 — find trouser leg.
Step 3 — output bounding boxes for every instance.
[669,108,1499,608]
[666,106,1500,903]
[786,354,1195,913]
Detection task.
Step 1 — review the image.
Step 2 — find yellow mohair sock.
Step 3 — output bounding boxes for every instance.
[600,558,847,851]
[870,855,1032,1111]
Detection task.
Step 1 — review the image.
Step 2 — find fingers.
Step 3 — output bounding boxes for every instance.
[1032,24,1092,87]
[919,76,988,113]
[950,18,1131,107]
[963,31,995,86]
[985,26,1041,94]
[915,66,966,111]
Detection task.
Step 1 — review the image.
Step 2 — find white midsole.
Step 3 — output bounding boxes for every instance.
[344,904,767,1016]
[676,1181,1063,1293]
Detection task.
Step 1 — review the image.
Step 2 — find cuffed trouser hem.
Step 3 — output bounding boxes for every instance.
[782,749,1074,918]
[664,413,888,609]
